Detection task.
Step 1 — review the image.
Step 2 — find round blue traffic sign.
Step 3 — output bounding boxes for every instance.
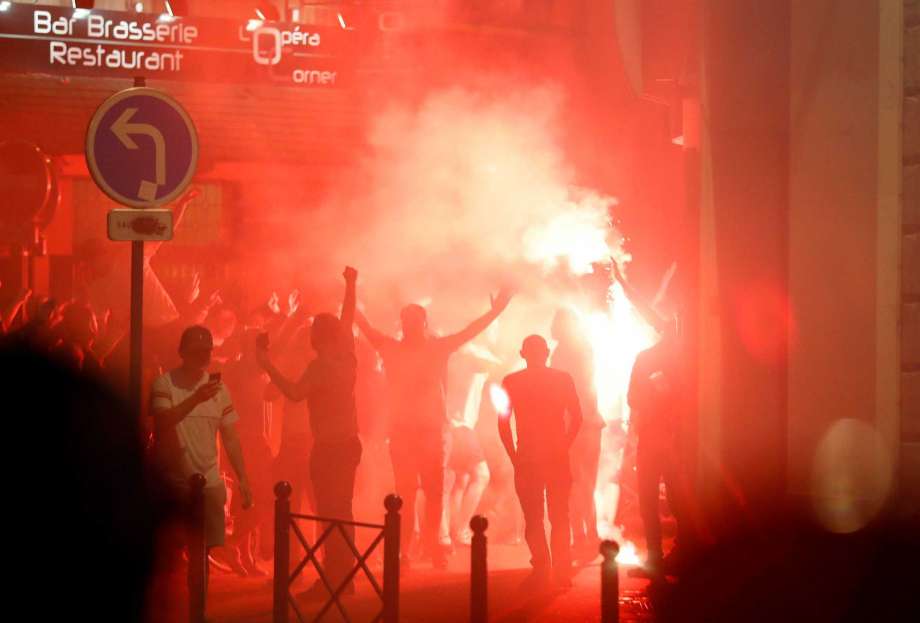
[86,87,198,208]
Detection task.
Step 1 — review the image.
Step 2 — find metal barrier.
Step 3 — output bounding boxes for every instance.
[600,540,620,623]
[188,473,207,623]
[273,481,402,623]
[469,515,488,623]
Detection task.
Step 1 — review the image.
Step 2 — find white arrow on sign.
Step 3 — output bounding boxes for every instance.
[111,107,167,202]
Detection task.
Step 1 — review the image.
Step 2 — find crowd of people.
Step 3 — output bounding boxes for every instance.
[0,194,693,612]
[6,247,919,623]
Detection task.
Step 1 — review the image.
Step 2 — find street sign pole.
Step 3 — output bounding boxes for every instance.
[130,237,143,416]
[129,76,145,420]
[86,77,197,418]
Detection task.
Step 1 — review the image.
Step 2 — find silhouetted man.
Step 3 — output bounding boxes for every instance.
[627,320,690,577]
[52,301,103,375]
[357,288,512,568]
[551,308,603,562]
[220,329,272,577]
[499,335,582,589]
[258,267,361,598]
[3,339,157,623]
[150,325,253,614]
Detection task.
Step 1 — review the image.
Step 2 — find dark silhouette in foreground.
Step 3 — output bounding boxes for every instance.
[0,339,156,622]
[628,321,694,577]
[651,511,920,623]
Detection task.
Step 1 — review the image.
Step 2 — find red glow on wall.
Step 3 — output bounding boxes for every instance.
[733,281,795,364]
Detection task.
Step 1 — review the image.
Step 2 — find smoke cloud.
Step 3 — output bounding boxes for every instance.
[249,84,624,339]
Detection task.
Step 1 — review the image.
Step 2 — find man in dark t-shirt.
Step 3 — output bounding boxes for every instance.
[627,324,690,576]
[499,335,582,590]
[258,267,360,598]
[356,289,512,569]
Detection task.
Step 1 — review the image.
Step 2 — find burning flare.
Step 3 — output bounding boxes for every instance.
[520,188,659,553]
[489,383,510,419]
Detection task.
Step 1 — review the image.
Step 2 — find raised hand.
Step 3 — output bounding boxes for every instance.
[186,271,201,305]
[287,289,301,318]
[267,291,281,315]
[490,286,514,313]
[343,266,358,283]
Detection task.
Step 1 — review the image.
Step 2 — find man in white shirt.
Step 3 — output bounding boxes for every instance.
[150,325,252,605]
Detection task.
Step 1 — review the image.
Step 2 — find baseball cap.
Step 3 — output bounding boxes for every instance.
[179,325,214,352]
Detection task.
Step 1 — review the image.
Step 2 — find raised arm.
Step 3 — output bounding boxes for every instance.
[439,287,513,353]
[274,312,305,356]
[265,294,306,346]
[612,264,668,334]
[150,378,220,429]
[94,309,126,362]
[256,338,311,402]
[355,309,397,354]
[273,289,307,345]
[146,188,199,260]
[2,288,31,333]
[186,289,222,327]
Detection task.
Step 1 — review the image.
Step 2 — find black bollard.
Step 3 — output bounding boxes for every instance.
[470,515,489,623]
[273,481,292,623]
[188,474,207,623]
[383,494,403,623]
[600,540,620,623]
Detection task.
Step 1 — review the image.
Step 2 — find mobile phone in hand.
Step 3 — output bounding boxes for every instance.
[208,372,221,384]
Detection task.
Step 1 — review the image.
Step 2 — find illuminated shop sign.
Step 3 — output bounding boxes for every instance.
[0,3,350,87]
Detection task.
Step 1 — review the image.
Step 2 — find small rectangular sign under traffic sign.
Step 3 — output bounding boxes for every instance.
[107,208,173,241]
